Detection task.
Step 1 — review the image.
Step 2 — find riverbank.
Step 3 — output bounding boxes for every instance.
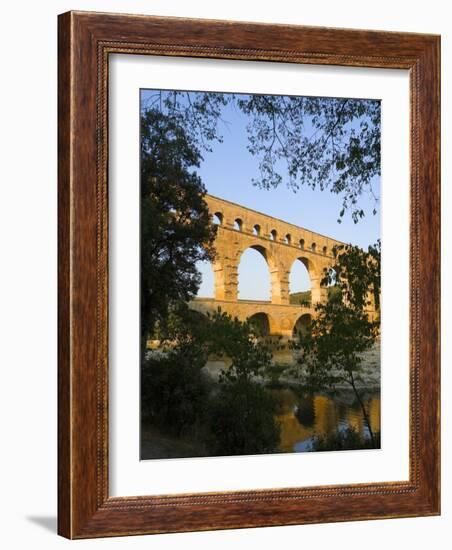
[141,386,380,459]
[141,424,209,460]
[203,340,381,390]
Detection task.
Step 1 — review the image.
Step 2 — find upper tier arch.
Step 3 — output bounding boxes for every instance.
[203,194,343,305]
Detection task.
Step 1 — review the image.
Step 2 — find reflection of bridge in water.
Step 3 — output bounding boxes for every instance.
[190,194,348,337]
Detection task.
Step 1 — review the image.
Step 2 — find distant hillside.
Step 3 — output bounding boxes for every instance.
[289,291,311,306]
[289,286,341,306]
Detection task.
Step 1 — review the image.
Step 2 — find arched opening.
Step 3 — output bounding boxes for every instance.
[289,258,312,306]
[299,238,305,249]
[234,218,243,231]
[194,260,215,298]
[311,242,317,252]
[270,229,277,241]
[285,234,291,245]
[253,224,261,236]
[212,212,223,225]
[292,313,312,337]
[322,245,327,255]
[248,312,271,337]
[238,246,271,301]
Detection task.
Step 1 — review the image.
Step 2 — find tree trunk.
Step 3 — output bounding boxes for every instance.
[349,373,376,448]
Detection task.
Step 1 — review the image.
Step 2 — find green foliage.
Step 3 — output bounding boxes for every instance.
[140,108,217,350]
[199,310,273,382]
[292,243,381,447]
[208,379,280,456]
[310,427,381,452]
[201,311,281,455]
[265,361,290,386]
[141,342,210,437]
[295,300,378,393]
[142,90,381,223]
[141,309,281,456]
[327,285,342,302]
[141,90,229,153]
[323,240,381,311]
[236,95,381,223]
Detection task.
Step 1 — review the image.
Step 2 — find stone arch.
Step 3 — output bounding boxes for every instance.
[236,243,288,305]
[201,195,342,312]
[237,245,272,301]
[292,313,312,337]
[248,312,273,337]
[244,243,276,266]
[291,256,326,305]
[289,257,312,303]
[212,212,223,225]
[253,224,261,236]
[293,256,319,277]
[290,256,318,282]
[234,218,243,231]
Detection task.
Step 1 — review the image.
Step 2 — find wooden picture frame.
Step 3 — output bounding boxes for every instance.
[58,10,440,538]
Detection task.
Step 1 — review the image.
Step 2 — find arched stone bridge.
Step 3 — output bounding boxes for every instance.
[190,194,345,337]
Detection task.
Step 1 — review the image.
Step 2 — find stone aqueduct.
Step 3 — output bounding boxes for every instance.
[189,194,345,337]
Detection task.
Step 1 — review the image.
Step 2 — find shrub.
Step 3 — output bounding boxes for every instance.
[141,342,210,437]
[310,427,380,451]
[208,379,280,456]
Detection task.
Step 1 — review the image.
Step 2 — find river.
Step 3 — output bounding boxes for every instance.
[204,341,381,453]
[141,344,381,459]
[141,387,380,459]
[271,388,380,452]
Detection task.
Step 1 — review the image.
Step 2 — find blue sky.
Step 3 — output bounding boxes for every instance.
[141,91,380,300]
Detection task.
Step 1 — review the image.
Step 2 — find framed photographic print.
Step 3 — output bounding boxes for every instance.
[58,11,440,538]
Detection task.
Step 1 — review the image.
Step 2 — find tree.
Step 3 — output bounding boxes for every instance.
[199,310,273,383]
[323,240,381,311]
[208,379,280,456]
[141,339,210,438]
[140,108,217,351]
[292,243,381,447]
[200,311,280,456]
[141,309,281,456]
[141,90,381,222]
[140,107,281,456]
[236,95,380,223]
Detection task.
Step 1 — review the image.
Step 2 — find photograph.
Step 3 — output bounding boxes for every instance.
[139,88,382,460]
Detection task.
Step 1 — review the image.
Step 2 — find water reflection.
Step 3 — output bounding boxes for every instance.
[272,389,380,452]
